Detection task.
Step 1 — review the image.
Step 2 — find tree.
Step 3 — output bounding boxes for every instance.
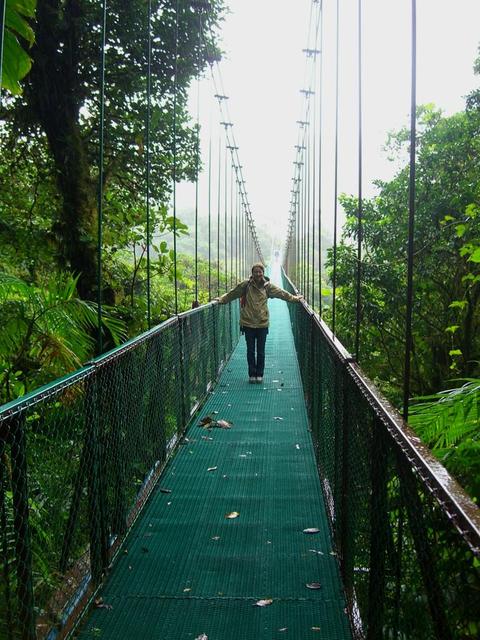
[2,0,224,300]
[326,103,480,401]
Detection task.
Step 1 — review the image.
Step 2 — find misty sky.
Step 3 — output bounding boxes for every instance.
[177,0,480,250]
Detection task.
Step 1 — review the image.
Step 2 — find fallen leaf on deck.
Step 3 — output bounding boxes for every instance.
[95,602,112,610]
[216,419,232,429]
[207,466,218,472]
[303,528,320,534]
[279,628,288,632]
[255,599,273,607]
[195,634,208,640]
[183,588,191,592]
[295,444,300,450]
[211,536,220,541]
[212,410,219,414]
[225,511,240,519]
[309,549,324,555]
[199,416,213,426]
[273,416,284,421]
[201,435,213,441]
[306,582,322,590]
[160,488,172,494]
[312,627,321,632]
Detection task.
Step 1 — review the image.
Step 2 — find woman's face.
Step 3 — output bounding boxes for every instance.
[252,267,264,283]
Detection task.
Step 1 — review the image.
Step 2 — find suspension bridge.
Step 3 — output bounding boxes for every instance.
[1,1,480,639]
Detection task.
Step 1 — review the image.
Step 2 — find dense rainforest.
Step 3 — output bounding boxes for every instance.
[1,2,479,503]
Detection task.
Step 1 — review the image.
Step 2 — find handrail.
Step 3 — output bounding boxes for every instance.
[0,299,239,639]
[282,267,480,555]
[0,301,218,420]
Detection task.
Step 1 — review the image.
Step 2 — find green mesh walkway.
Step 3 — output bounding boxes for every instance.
[78,290,351,639]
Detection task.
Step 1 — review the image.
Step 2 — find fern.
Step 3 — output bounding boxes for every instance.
[409,380,480,500]
[0,273,127,402]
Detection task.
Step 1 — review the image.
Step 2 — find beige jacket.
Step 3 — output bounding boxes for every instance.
[218,277,298,328]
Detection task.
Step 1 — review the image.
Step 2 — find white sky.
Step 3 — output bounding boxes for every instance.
[178,0,480,249]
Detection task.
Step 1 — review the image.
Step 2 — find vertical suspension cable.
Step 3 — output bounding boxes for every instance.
[96,0,107,355]
[318,1,324,317]
[194,41,201,306]
[235,182,239,282]
[230,163,234,286]
[224,145,228,291]
[302,154,307,294]
[354,0,363,361]
[312,64,317,311]
[332,0,340,337]
[145,0,152,328]
[208,137,212,300]
[172,0,179,315]
[216,136,221,296]
[306,120,311,303]
[403,0,417,421]
[0,0,6,108]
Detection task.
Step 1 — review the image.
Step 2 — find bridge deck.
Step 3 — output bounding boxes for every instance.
[78,292,351,639]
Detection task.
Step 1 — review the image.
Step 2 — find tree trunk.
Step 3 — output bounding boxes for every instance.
[26,0,99,301]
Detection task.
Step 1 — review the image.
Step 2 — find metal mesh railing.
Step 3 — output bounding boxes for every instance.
[283,270,480,640]
[0,301,239,639]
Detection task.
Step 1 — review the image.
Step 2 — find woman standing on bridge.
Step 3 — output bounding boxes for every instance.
[216,263,302,383]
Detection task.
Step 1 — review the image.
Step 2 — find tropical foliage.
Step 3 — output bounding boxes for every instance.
[0,0,227,401]
[1,0,36,94]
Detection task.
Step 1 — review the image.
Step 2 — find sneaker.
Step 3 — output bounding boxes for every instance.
[249,377,256,384]
[256,377,263,384]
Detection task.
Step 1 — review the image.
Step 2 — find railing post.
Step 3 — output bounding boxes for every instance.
[178,316,187,433]
[339,371,354,607]
[333,362,344,542]
[367,418,388,640]
[59,445,88,572]
[110,363,127,537]
[397,458,453,640]
[86,375,108,585]
[152,335,167,462]
[213,303,219,375]
[9,414,36,639]
[0,438,15,640]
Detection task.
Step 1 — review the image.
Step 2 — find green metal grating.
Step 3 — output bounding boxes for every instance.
[77,292,351,639]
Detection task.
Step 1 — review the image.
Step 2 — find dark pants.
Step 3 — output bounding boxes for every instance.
[243,327,268,377]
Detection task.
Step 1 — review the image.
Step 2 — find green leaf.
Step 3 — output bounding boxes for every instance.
[449,300,468,310]
[465,203,479,219]
[449,349,462,357]
[6,2,35,46]
[1,30,32,95]
[455,224,466,238]
[445,325,460,334]
[468,247,480,263]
